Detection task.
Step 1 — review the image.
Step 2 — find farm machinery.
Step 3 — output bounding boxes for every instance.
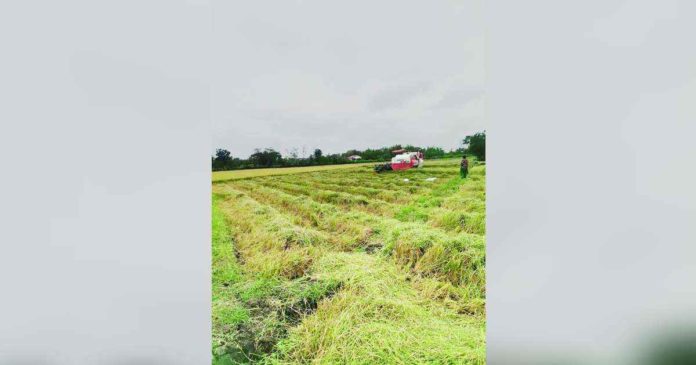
[374,149,424,173]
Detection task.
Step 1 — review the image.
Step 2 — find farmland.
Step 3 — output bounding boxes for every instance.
[212,158,485,364]
[212,162,375,182]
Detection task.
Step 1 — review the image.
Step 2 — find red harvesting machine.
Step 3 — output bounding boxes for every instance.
[374,149,424,173]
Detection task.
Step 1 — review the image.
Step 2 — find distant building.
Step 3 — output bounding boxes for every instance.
[348,155,362,161]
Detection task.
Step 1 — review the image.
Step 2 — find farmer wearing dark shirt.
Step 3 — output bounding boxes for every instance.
[460,156,469,178]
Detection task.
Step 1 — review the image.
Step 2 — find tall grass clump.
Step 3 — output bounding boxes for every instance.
[271,253,485,364]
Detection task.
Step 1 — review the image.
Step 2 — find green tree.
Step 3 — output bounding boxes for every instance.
[213,148,232,170]
[249,148,283,167]
[463,131,486,161]
[423,146,445,159]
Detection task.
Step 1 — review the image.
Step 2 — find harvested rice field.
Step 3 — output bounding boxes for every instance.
[212,158,486,364]
[212,163,375,182]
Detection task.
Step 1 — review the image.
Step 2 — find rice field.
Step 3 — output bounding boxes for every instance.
[212,163,375,182]
[212,158,486,364]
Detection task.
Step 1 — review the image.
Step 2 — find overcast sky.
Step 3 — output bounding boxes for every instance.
[213,0,484,158]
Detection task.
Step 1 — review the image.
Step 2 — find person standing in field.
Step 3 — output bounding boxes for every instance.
[460,155,469,178]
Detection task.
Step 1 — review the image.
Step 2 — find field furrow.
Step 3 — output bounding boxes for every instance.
[222,178,485,292]
[272,171,446,191]
[254,179,399,215]
[255,172,487,235]
[266,177,417,204]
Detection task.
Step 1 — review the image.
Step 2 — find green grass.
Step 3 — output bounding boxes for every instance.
[212,198,249,361]
[212,158,485,364]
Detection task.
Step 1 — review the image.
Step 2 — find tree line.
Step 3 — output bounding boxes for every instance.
[212,131,485,171]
